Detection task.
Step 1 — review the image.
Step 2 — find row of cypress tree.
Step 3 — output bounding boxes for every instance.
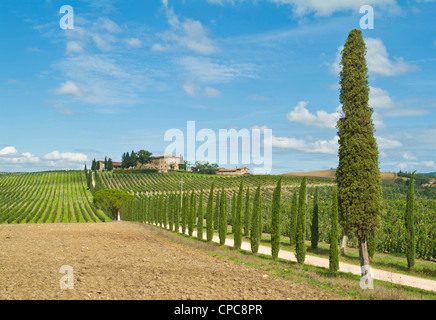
[122,177,344,270]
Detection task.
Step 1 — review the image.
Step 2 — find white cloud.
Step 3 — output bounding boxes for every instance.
[125,38,142,48]
[53,81,84,98]
[159,2,217,54]
[207,0,400,17]
[43,151,88,163]
[403,152,417,161]
[204,87,222,97]
[286,101,340,129]
[423,160,435,168]
[183,82,198,96]
[331,38,418,77]
[267,135,339,154]
[370,87,394,109]
[0,146,18,156]
[376,136,403,149]
[178,56,257,84]
[66,41,84,54]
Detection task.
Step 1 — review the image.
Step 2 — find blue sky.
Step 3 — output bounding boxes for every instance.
[0,0,435,174]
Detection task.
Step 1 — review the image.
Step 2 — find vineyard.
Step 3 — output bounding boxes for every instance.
[0,170,435,261]
[0,171,111,224]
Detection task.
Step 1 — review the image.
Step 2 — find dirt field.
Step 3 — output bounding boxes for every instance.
[283,169,396,181]
[0,222,344,300]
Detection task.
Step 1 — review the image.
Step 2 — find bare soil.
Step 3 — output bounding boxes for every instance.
[0,222,343,300]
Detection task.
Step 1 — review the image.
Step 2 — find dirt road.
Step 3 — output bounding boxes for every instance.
[0,222,343,300]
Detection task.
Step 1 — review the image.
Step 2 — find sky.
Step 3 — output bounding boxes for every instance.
[0,0,435,174]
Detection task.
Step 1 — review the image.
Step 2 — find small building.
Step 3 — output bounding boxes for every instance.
[97,161,122,171]
[141,155,182,173]
[216,167,250,176]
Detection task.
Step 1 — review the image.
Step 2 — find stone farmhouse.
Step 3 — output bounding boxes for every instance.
[216,167,250,176]
[98,155,182,173]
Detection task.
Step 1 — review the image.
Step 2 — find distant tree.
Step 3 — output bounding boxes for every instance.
[296,177,307,264]
[138,150,153,166]
[219,188,227,246]
[250,186,262,254]
[107,158,114,171]
[206,183,215,242]
[329,187,340,272]
[311,188,320,250]
[121,153,127,169]
[96,160,100,171]
[91,159,96,171]
[271,179,282,259]
[130,150,138,168]
[289,191,298,246]
[405,171,416,269]
[104,157,108,171]
[336,29,382,274]
[93,189,134,220]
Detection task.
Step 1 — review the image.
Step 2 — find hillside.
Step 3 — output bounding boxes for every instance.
[282,169,396,182]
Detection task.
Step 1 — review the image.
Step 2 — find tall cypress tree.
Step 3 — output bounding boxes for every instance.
[197,190,204,240]
[243,187,251,236]
[296,177,307,264]
[311,188,320,250]
[219,188,227,246]
[174,194,180,232]
[188,191,196,237]
[329,187,340,272]
[214,191,220,230]
[250,186,262,254]
[271,178,282,259]
[405,172,416,269]
[206,183,215,242]
[336,29,382,274]
[289,190,298,246]
[234,181,244,250]
[230,192,236,233]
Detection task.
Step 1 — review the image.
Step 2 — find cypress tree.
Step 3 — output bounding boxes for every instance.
[296,177,307,265]
[336,29,382,274]
[289,191,298,246]
[188,191,196,237]
[219,188,227,246]
[250,186,261,254]
[206,183,215,242]
[197,190,204,240]
[163,196,168,229]
[181,193,188,234]
[214,191,220,230]
[329,187,340,272]
[104,156,108,172]
[405,172,416,269]
[234,181,243,250]
[271,178,282,259]
[231,192,236,233]
[174,194,180,232]
[311,187,319,250]
[243,187,251,236]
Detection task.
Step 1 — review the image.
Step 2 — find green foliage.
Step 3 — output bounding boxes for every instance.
[219,188,227,246]
[243,187,251,236]
[289,191,298,246]
[206,183,215,242]
[405,172,416,269]
[250,186,262,254]
[271,179,282,259]
[336,29,382,243]
[93,189,134,220]
[296,177,307,264]
[197,190,204,240]
[311,188,319,250]
[234,181,244,249]
[188,190,196,236]
[329,187,340,272]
